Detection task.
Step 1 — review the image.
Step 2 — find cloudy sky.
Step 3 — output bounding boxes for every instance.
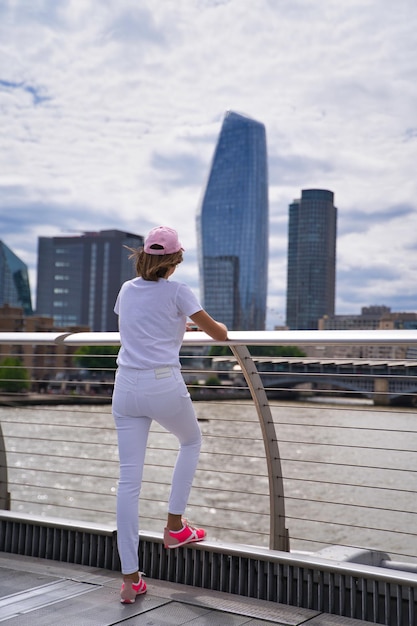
[1,0,416,328]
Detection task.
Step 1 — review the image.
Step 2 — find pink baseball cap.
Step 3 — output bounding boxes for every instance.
[144,226,184,255]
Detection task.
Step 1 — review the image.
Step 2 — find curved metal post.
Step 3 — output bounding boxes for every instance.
[230,344,289,551]
[0,422,10,510]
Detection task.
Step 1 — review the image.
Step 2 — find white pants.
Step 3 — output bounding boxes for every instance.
[112,366,202,574]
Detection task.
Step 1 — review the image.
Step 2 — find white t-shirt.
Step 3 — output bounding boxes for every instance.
[114,277,202,370]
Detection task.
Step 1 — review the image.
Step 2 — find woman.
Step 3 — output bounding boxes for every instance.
[112,225,228,603]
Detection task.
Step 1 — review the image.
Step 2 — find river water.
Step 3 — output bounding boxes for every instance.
[0,398,416,563]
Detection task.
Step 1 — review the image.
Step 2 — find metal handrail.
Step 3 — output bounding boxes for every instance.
[0,328,416,345]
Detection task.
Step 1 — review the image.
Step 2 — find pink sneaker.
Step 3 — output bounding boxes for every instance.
[120,575,147,603]
[164,520,206,549]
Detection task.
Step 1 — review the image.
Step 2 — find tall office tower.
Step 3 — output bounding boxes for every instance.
[286,189,337,330]
[196,111,269,330]
[0,240,33,315]
[36,229,143,331]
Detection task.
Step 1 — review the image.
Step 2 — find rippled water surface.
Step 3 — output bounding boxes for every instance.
[1,398,416,561]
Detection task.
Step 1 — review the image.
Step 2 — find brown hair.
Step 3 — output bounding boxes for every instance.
[126,246,183,281]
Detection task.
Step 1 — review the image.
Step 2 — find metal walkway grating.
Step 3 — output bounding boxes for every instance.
[0,553,361,625]
[0,512,416,625]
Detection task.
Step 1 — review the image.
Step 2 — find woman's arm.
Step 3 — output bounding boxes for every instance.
[189,310,228,341]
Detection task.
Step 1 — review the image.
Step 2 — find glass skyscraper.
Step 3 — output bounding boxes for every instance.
[36,230,143,331]
[0,240,33,315]
[286,189,337,330]
[196,111,269,330]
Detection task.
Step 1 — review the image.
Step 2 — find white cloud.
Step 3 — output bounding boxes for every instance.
[0,0,416,326]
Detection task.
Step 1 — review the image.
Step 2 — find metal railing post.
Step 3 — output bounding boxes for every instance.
[0,422,10,510]
[230,344,289,551]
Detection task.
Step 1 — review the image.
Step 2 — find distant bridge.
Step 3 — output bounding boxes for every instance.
[213,358,417,405]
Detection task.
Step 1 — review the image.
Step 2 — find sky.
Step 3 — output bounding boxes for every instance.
[0,0,416,329]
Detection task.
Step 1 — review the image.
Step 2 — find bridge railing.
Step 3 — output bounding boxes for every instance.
[0,329,417,564]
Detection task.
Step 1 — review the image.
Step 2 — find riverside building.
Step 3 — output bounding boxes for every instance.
[316,306,417,359]
[196,111,269,330]
[286,189,337,330]
[0,304,89,390]
[0,240,33,315]
[36,229,143,331]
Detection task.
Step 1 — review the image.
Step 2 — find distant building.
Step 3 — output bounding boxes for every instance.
[0,240,33,315]
[36,229,143,331]
[319,306,417,331]
[314,306,417,359]
[0,304,89,391]
[379,311,417,330]
[286,189,337,330]
[196,110,269,330]
[319,306,392,331]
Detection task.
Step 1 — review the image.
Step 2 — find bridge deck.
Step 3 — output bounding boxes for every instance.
[0,552,369,625]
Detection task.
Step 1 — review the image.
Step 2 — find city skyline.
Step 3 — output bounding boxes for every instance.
[197,111,268,330]
[0,1,416,329]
